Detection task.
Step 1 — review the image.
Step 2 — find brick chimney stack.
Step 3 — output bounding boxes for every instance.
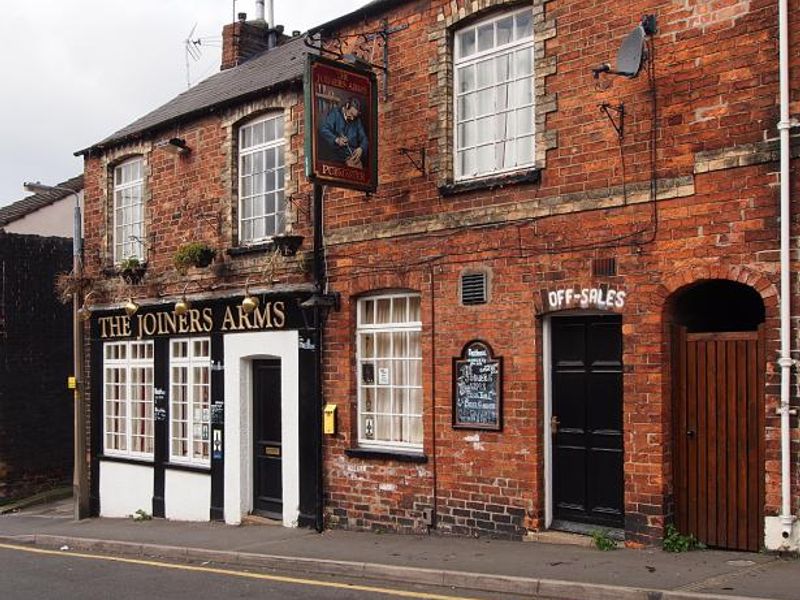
[221,12,270,71]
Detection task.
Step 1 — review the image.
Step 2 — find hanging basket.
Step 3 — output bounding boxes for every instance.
[174,242,218,271]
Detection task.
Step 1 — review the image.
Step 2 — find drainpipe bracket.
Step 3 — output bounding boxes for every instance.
[777,118,800,130]
[777,357,797,369]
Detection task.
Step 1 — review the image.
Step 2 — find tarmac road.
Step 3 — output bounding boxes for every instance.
[0,543,514,600]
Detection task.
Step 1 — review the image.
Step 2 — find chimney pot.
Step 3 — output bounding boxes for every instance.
[292,30,301,37]
[238,12,247,22]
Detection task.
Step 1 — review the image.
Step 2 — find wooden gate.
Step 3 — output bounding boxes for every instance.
[672,326,765,552]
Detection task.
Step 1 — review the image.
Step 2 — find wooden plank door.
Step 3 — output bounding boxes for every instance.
[672,326,764,551]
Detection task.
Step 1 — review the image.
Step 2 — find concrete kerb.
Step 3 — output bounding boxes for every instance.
[0,534,775,600]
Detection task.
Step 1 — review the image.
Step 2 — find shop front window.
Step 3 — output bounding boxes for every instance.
[103,341,154,459]
[170,338,211,466]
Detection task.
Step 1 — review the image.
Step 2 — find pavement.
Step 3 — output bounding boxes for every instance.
[0,498,797,600]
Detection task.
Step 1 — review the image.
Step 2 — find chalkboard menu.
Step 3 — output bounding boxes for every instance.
[453,341,502,431]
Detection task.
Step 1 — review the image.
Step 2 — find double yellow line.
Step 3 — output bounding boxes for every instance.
[0,542,479,600]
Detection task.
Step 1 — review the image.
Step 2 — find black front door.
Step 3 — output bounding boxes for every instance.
[253,359,282,518]
[552,315,624,528]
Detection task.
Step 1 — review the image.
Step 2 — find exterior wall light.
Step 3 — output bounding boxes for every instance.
[241,277,260,314]
[299,292,340,330]
[158,137,190,155]
[124,298,140,317]
[174,283,192,315]
[77,292,98,322]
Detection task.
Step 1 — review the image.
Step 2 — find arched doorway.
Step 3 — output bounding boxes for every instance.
[670,280,765,551]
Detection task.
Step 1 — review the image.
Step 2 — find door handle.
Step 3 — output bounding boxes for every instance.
[687,429,696,438]
[551,416,560,434]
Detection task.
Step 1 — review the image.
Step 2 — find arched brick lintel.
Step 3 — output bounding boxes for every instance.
[653,263,778,312]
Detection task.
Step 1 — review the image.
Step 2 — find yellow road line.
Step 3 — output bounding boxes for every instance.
[0,542,479,600]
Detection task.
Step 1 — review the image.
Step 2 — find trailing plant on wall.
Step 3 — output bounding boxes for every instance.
[54,271,94,304]
[174,242,217,272]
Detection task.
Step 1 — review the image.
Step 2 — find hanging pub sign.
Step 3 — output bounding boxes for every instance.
[453,341,503,431]
[305,55,378,192]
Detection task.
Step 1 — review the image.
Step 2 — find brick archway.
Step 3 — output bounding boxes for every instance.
[654,263,778,315]
[654,262,778,550]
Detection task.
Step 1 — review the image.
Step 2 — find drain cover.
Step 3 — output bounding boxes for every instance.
[726,560,756,567]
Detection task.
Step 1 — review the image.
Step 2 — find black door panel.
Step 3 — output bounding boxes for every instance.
[253,360,282,518]
[552,315,624,528]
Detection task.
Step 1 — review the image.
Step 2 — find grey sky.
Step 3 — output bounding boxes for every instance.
[0,0,366,207]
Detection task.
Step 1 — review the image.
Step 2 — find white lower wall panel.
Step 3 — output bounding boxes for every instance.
[165,470,211,521]
[99,461,154,518]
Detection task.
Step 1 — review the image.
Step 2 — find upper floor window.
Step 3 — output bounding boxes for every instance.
[454,8,534,181]
[113,157,145,263]
[356,293,423,451]
[239,113,285,244]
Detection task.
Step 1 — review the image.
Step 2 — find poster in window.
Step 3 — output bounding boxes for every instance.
[305,55,378,192]
[452,340,502,431]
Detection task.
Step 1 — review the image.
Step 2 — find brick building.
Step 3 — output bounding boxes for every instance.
[76,0,799,551]
[313,0,799,551]
[77,13,326,527]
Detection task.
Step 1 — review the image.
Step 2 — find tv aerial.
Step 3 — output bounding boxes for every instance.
[592,15,657,79]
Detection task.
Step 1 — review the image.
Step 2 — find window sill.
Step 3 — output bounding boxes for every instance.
[227,241,276,257]
[345,447,428,463]
[439,168,541,197]
[98,454,154,466]
[165,462,211,474]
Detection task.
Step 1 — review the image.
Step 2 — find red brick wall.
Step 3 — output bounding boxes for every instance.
[319,0,800,544]
[82,93,313,302]
[77,0,800,545]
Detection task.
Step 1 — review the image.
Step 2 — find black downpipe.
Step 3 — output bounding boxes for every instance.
[313,183,325,533]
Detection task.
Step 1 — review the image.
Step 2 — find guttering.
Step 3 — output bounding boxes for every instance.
[777,0,798,538]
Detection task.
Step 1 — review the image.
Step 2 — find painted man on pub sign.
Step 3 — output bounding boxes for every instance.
[319,97,368,169]
[306,56,378,192]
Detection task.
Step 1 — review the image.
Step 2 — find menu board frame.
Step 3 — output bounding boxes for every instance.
[452,340,503,431]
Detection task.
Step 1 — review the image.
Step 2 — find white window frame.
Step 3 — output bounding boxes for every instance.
[169,337,212,467]
[356,293,423,452]
[112,157,145,263]
[453,7,535,181]
[103,341,154,460]
[238,112,286,244]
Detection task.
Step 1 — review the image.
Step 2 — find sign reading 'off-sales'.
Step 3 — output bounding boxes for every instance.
[542,285,627,312]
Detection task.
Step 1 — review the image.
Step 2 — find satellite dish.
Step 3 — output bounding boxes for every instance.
[592,15,657,79]
[615,26,646,77]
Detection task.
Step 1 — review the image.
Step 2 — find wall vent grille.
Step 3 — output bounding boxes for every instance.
[461,272,487,305]
[592,257,617,277]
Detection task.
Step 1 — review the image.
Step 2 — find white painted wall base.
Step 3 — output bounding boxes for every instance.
[223,330,300,528]
[99,461,154,518]
[165,470,211,521]
[764,516,799,551]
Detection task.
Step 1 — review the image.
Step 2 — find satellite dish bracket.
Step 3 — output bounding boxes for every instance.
[600,103,625,139]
